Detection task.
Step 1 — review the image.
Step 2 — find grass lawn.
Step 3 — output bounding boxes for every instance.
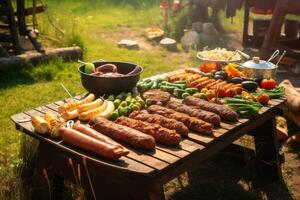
[0,0,296,199]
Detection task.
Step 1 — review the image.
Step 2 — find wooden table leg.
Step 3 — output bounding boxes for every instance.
[32,143,54,200]
[147,182,165,200]
[253,115,282,180]
[52,175,64,200]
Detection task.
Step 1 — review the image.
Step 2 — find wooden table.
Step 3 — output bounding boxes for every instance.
[11,81,286,200]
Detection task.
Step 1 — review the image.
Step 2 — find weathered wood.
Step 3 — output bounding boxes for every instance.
[188,132,214,145]
[34,105,181,170]
[0,46,82,70]
[26,28,45,53]
[253,115,282,180]
[0,44,9,57]
[0,33,12,42]
[17,4,47,16]
[17,0,26,35]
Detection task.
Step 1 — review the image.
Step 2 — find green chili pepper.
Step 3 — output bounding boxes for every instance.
[173,88,186,98]
[159,85,177,93]
[193,92,206,99]
[174,80,187,84]
[181,92,190,99]
[185,87,198,95]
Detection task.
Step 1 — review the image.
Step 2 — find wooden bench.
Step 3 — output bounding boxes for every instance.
[11,86,286,200]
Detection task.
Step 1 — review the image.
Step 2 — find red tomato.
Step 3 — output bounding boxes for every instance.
[256,93,270,105]
[225,89,236,97]
[217,89,226,98]
[235,87,243,95]
[261,79,276,90]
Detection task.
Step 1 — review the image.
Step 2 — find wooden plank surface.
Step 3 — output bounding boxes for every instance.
[26,104,195,172]
[12,112,155,175]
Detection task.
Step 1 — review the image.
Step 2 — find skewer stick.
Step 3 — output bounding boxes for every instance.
[60,83,75,101]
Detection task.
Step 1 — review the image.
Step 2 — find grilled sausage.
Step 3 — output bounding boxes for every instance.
[90,117,155,150]
[167,101,221,125]
[183,96,238,121]
[129,111,189,137]
[73,122,128,151]
[115,116,181,145]
[147,105,213,135]
[59,127,128,160]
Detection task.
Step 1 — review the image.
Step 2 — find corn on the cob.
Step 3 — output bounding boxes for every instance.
[31,115,49,134]
[44,112,65,138]
[77,98,103,113]
[58,93,95,113]
[61,109,79,120]
[79,103,107,121]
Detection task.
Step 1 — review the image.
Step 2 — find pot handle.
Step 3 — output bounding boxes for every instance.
[275,50,286,66]
[267,50,280,62]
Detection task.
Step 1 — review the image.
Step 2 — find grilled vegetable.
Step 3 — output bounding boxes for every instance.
[222,98,261,118]
[252,77,262,85]
[61,109,79,120]
[77,98,103,113]
[242,81,258,92]
[256,86,285,99]
[160,81,187,89]
[99,101,115,119]
[137,79,154,92]
[31,115,49,134]
[44,112,64,138]
[214,71,227,80]
[79,101,108,121]
[185,88,198,95]
[173,88,185,98]
[182,92,190,98]
[58,94,95,113]
[230,77,243,84]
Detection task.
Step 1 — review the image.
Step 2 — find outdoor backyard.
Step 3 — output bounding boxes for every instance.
[1,0,300,199]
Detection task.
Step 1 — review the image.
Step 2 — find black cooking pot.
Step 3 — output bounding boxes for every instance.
[78,61,142,96]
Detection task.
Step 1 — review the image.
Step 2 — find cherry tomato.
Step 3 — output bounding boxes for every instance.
[225,88,236,97]
[261,79,276,90]
[216,89,226,98]
[256,93,270,105]
[235,87,243,95]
